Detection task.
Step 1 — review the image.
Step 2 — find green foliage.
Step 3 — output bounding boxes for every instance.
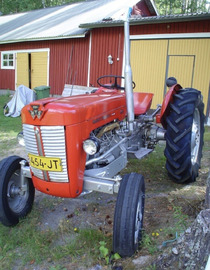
[123,145,166,176]
[141,232,159,255]
[0,95,22,157]
[99,241,109,264]
[204,126,210,141]
[160,204,190,248]
[99,241,121,264]
[49,266,67,270]
[1,0,209,15]
[155,0,209,15]
[171,204,189,233]
[0,0,82,15]
[145,265,156,270]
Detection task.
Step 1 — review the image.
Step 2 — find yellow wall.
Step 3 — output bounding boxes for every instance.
[16,53,29,88]
[167,56,195,87]
[131,40,168,108]
[31,52,48,89]
[131,38,210,112]
[168,39,210,112]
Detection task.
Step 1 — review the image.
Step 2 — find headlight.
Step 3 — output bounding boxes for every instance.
[17,131,25,146]
[83,138,100,155]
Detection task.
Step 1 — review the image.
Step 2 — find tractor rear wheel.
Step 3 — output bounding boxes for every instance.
[113,173,145,257]
[0,156,35,226]
[164,89,204,184]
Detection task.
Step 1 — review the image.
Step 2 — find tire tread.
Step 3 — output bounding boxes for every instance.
[164,88,204,183]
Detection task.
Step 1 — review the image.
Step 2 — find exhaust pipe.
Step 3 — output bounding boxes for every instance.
[124,7,134,132]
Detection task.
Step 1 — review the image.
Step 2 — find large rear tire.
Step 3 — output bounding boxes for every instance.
[0,156,35,226]
[164,89,204,184]
[113,173,145,257]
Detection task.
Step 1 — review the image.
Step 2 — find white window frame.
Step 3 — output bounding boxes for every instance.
[1,51,15,69]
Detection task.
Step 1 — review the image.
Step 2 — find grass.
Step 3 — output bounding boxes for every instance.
[140,203,191,260]
[0,94,209,269]
[123,144,167,178]
[0,95,22,158]
[0,207,110,269]
[204,126,210,150]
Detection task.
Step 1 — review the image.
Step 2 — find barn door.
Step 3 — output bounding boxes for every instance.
[31,51,48,89]
[165,55,195,93]
[16,53,29,88]
[16,51,48,90]
[130,40,168,108]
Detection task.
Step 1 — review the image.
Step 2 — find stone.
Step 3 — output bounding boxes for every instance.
[205,171,210,209]
[132,255,153,266]
[172,248,179,255]
[154,209,210,270]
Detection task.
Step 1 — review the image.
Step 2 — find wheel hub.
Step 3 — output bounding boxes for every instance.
[134,197,143,244]
[7,170,29,214]
[191,108,200,165]
[7,183,21,197]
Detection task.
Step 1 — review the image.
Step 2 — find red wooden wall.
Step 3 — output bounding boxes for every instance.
[89,27,124,87]
[130,19,210,35]
[89,19,210,87]
[0,37,89,95]
[0,18,209,95]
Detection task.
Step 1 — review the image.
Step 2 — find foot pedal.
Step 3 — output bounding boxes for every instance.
[127,148,153,160]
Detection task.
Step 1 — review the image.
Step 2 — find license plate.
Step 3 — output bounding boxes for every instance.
[28,154,62,172]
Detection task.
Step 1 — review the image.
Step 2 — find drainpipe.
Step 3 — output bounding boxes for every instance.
[124,7,134,132]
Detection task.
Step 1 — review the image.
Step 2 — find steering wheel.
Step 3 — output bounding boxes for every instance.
[97,75,136,90]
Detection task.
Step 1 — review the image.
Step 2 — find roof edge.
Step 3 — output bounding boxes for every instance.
[145,0,159,16]
[79,13,210,29]
[0,33,87,44]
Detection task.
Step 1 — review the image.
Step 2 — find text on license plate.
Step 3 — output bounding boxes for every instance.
[28,154,62,172]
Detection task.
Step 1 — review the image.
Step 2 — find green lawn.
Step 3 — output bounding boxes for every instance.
[0,95,22,158]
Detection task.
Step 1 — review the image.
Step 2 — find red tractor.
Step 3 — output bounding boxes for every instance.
[0,10,204,257]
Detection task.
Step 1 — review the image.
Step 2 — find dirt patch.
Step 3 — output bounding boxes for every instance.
[34,190,117,235]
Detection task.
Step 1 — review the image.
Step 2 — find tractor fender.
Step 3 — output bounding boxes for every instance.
[133,92,154,115]
[157,84,182,129]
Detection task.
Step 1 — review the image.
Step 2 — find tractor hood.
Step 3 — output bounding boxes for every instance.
[21,91,127,126]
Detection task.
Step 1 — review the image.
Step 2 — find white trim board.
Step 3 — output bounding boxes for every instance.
[87,32,92,87]
[131,33,210,40]
[2,48,50,54]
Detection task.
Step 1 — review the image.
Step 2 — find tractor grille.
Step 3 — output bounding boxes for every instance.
[23,124,69,183]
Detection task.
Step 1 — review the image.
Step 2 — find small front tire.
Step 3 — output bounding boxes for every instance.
[113,173,145,257]
[0,156,35,226]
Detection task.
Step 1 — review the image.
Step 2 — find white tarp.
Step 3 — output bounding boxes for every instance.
[4,85,35,117]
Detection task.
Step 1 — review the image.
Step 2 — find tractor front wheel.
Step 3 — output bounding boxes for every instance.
[164,89,205,184]
[0,156,35,226]
[113,173,145,257]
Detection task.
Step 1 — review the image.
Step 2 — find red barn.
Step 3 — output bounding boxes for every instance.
[84,13,210,115]
[0,0,157,94]
[0,0,209,121]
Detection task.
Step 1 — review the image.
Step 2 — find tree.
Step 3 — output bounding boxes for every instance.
[0,0,81,15]
[155,0,209,15]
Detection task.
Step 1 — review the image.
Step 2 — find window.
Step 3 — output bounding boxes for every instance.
[1,52,15,69]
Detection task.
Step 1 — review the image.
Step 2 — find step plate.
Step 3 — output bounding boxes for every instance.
[127,148,153,160]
